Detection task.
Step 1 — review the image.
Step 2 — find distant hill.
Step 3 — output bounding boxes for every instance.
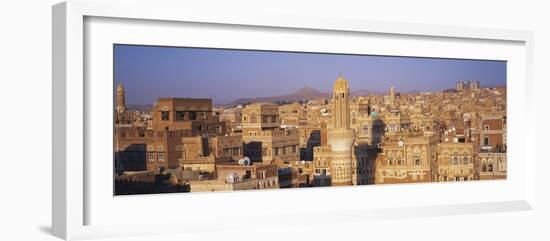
[126,104,154,112]
[350,89,385,96]
[226,86,330,106]
[226,86,384,106]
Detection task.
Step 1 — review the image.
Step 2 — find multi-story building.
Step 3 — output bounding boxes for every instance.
[375,134,438,184]
[435,142,476,182]
[479,115,506,152]
[115,127,185,172]
[456,80,480,92]
[241,103,300,164]
[151,97,228,135]
[478,152,506,180]
[298,126,321,161]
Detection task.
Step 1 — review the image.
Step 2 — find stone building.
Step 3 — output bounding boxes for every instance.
[115,96,240,176]
[478,152,506,180]
[435,142,476,182]
[456,80,480,92]
[240,103,300,164]
[115,126,185,172]
[298,126,321,161]
[479,115,506,152]
[220,107,242,133]
[151,97,228,135]
[189,159,279,192]
[375,134,438,184]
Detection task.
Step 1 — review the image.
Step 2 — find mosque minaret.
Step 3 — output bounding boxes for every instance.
[116,83,126,114]
[327,75,356,186]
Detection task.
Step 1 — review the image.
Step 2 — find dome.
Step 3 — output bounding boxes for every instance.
[333,75,349,93]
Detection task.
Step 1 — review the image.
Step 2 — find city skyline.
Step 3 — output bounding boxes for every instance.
[114,44,506,105]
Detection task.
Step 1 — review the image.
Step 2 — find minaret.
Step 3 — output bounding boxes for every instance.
[332,75,351,129]
[116,84,126,113]
[390,85,395,106]
[328,75,355,186]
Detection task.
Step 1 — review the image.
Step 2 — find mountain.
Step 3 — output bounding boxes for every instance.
[226,86,384,106]
[226,86,331,106]
[350,89,385,96]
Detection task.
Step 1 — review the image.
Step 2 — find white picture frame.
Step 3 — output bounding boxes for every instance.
[52,0,535,240]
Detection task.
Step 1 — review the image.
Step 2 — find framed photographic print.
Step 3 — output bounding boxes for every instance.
[52,0,535,240]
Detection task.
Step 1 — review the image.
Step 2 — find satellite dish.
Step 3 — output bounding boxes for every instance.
[238,157,250,166]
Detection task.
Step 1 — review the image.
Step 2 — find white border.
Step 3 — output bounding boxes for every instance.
[53,1,535,240]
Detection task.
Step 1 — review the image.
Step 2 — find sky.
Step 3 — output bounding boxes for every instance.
[114,44,506,105]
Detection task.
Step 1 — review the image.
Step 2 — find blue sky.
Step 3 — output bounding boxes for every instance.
[114,44,506,105]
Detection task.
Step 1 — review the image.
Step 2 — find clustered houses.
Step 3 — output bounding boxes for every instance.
[114,76,507,194]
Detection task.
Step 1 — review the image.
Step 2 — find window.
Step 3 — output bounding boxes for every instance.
[189,112,197,120]
[415,158,420,165]
[175,111,185,121]
[453,157,459,165]
[157,152,165,162]
[292,145,297,153]
[463,157,469,165]
[484,136,490,146]
[482,164,487,172]
[161,111,170,121]
[487,164,493,172]
[147,152,155,162]
[484,125,490,130]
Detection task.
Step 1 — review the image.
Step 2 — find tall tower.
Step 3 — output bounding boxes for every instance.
[327,75,355,186]
[116,84,126,113]
[390,85,395,106]
[332,75,351,129]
